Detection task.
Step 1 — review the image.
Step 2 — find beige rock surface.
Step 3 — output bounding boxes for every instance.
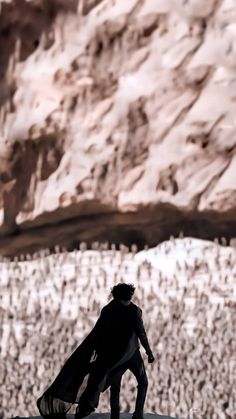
[0,0,236,255]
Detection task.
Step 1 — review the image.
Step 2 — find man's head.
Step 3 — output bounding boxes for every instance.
[111,283,136,303]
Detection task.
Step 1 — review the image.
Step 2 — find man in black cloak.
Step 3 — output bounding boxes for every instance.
[37,283,154,419]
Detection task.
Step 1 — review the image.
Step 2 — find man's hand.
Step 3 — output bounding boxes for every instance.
[147,352,155,363]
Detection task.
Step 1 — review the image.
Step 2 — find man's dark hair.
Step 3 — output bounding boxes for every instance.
[111,283,136,301]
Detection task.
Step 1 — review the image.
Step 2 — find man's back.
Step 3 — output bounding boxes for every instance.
[94,299,138,360]
[94,299,153,365]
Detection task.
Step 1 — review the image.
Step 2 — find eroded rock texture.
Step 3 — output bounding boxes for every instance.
[0,0,236,256]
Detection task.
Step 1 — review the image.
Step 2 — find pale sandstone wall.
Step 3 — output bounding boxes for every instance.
[0,0,236,255]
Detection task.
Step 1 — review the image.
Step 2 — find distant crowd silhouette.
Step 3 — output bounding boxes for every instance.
[0,238,235,419]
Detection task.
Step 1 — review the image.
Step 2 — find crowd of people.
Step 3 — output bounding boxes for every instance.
[0,237,235,419]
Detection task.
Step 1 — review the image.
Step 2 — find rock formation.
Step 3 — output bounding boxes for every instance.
[0,0,236,256]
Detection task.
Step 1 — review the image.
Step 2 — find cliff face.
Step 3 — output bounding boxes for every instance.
[0,0,236,256]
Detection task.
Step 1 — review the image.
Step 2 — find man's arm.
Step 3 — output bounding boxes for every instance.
[134,308,154,360]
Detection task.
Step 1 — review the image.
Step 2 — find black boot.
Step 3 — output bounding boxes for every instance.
[132,413,145,419]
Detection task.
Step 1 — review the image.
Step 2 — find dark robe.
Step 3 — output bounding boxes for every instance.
[37,300,151,417]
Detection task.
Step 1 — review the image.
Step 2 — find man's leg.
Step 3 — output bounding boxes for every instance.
[109,364,128,419]
[128,349,148,419]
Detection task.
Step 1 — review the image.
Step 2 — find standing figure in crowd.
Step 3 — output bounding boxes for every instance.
[37,283,155,419]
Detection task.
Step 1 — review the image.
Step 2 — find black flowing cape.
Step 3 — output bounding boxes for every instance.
[37,300,139,416]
